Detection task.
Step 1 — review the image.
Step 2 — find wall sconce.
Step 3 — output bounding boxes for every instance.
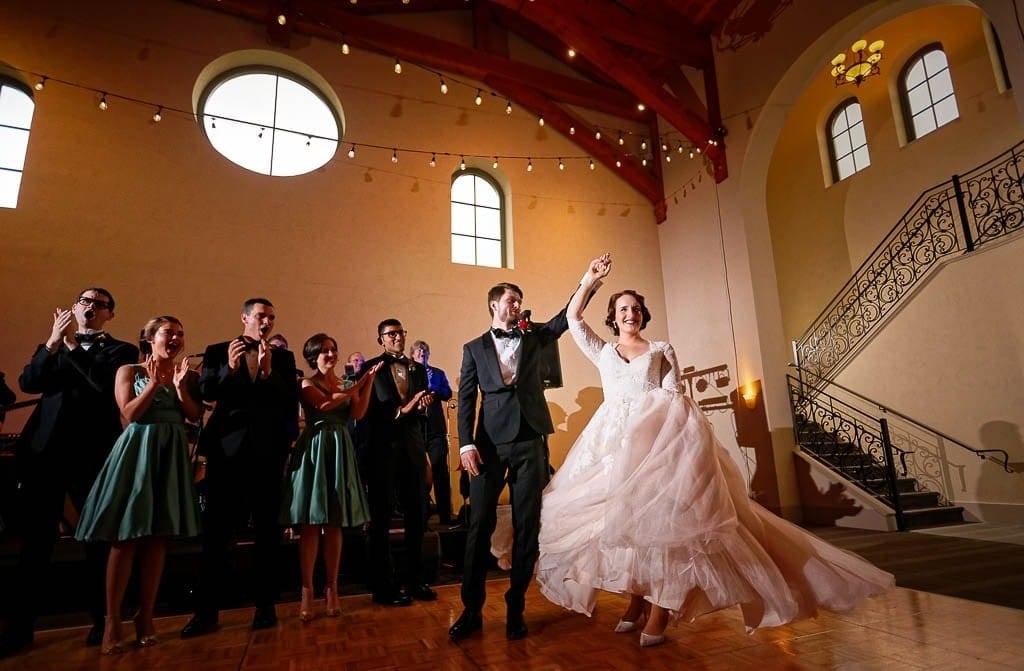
[742,385,758,409]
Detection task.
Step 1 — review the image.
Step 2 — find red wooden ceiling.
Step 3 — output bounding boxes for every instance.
[181,0,748,221]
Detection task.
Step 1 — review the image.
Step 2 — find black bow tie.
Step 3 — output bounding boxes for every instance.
[384,353,408,365]
[491,327,521,339]
[75,332,107,344]
[238,337,261,351]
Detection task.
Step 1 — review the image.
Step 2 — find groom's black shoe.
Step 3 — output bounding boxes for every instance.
[506,611,528,640]
[85,619,104,646]
[448,609,482,640]
[180,612,219,639]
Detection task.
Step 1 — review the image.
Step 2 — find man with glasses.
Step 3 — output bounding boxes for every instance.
[0,288,138,657]
[359,320,435,606]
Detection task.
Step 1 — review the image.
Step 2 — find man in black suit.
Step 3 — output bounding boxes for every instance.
[0,288,138,657]
[360,320,436,606]
[448,280,590,641]
[410,340,454,526]
[180,298,298,638]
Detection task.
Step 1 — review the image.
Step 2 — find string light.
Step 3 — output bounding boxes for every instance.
[391,148,398,163]
[640,140,647,151]
[618,132,624,146]
[558,158,564,170]
[505,100,512,115]
[492,157,499,169]
[538,115,544,127]
[347,144,356,158]
[152,106,162,122]
[429,153,436,167]
[474,89,483,105]
[210,117,217,129]
[595,127,601,140]
[689,148,695,159]
[661,140,668,152]
[665,153,672,163]
[440,78,448,94]
[615,159,621,168]
[569,126,575,135]
[637,102,646,111]
[306,135,312,147]
[98,93,108,110]
[641,157,648,166]
[277,14,286,25]
[677,142,684,154]
[257,127,264,138]
[459,156,466,170]
[589,159,595,170]
[394,59,402,74]
[567,47,576,58]
[34,76,47,91]
[341,39,350,55]
[527,158,533,172]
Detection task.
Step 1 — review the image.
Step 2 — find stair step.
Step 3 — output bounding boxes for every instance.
[863,477,917,493]
[884,490,941,510]
[900,505,966,529]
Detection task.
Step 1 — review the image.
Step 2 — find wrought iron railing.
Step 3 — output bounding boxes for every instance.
[795,139,1024,379]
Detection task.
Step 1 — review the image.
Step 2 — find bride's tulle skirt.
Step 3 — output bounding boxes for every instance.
[536,390,894,632]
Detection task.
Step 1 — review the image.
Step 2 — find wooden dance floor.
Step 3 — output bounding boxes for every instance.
[1,579,1021,670]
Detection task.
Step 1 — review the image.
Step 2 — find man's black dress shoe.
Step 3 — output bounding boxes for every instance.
[506,612,528,640]
[448,609,482,640]
[406,584,437,601]
[0,626,32,658]
[85,621,104,646]
[180,613,219,639]
[372,591,413,606]
[252,606,278,630]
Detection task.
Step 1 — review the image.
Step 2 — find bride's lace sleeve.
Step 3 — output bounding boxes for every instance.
[568,318,605,366]
[660,343,681,392]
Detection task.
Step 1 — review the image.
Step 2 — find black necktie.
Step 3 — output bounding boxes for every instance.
[75,332,107,344]
[491,327,521,339]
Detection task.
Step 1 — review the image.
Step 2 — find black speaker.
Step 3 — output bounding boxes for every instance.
[539,339,563,389]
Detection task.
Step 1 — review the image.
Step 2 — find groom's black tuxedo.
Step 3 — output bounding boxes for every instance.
[192,339,298,617]
[456,306,569,618]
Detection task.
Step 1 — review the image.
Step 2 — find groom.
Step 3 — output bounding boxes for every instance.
[449,279,591,641]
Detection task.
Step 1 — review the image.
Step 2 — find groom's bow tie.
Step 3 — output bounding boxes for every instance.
[384,353,408,364]
[491,327,521,339]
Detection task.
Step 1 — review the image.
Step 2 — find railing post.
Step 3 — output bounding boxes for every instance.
[951,173,976,253]
[879,418,907,531]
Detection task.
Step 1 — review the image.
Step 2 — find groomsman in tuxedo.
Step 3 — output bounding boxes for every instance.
[180,298,298,638]
[0,288,138,657]
[360,320,436,606]
[410,340,454,526]
[449,280,591,641]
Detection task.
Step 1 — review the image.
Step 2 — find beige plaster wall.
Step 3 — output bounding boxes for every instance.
[0,1,671,505]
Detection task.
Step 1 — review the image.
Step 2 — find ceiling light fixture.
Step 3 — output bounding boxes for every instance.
[830,38,884,86]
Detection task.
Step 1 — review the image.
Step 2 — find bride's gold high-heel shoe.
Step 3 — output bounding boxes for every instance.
[324,587,341,618]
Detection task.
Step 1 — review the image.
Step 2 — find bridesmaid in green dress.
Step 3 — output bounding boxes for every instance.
[75,316,202,654]
[280,333,381,621]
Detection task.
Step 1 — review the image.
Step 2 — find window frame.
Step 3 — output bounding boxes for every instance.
[826,97,871,182]
[899,44,959,142]
[196,65,342,177]
[0,76,34,209]
[450,168,507,268]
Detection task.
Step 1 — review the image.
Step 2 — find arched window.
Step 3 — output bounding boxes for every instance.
[901,45,959,141]
[0,78,35,208]
[197,66,340,176]
[451,170,505,268]
[828,98,870,181]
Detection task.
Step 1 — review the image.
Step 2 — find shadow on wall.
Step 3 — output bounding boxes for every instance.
[793,459,865,526]
[547,386,604,471]
[974,420,1024,521]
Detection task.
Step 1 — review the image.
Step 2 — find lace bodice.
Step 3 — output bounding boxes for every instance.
[568,318,679,403]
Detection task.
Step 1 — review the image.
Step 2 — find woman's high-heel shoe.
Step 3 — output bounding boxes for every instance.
[614,619,640,633]
[134,614,158,647]
[299,587,316,623]
[101,617,124,655]
[324,587,340,618]
[639,632,666,648]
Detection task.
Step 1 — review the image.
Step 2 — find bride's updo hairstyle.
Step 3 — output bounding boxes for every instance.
[604,290,652,335]
[139,316,182,357]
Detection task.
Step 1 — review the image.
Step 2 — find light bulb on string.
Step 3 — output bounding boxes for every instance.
[637,102,646,111]
[677,142,684,154]
[558,158,564,171]
[538,115,544,127]
[617,132,624,146]
[569,126,575,135]
[589,159,595,170]
[688,148,694,159]
[152,107,162,122]
[640,139,647,151]
[277,14,286,25]
[665,154,672,163]
[460,156,466,170]
[474,89,483,105]
[210,117,217,129]
[505,100,512,115]
[34,76,47,91]
[258,127,264,139]
[527,158,533,172]
[394,59,402,74]
[341,39,350,55]
[347,144,356,158]
[492,157,499,169]
[641,157,648,167]
[98,93,108,111]
[696,146,702,154]
[391,149,398,163]
[440,78,448,94]
[661,139,668,152]
[305,135,311,147]
[595,127,601,140]
[567,47,576,58]
[615,159,621,168]
[429,153,436,167]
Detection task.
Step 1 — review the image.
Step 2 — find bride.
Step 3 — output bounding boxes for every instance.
[536,254,894,647]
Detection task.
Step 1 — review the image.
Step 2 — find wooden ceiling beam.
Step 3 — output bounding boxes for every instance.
[489,76,666,220]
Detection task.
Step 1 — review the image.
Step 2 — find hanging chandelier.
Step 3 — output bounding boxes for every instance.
[830,39,885,87]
